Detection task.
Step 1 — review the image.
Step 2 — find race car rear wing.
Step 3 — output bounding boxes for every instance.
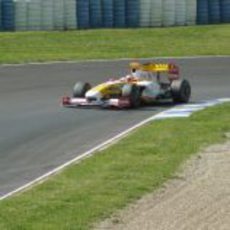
[130,62,179,75]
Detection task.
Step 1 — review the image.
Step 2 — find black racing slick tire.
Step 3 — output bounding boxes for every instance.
[122,84,141,108]
[73,82,91,98]
[171,79,191,103]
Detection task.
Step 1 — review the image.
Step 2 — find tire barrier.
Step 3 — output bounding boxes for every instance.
[197,0,209,24]
[151,0,162,27]
[64,0,77,30]
[0,0,229,32]
[2,0,14,31]
[0,0,2,30]
[186,0,197,25]
[208,0,221,24]
[163,0,176,26]
[221,0,230,23]
[102,0,113,28]
[77,0,90,29]
[42,0,54,31]
[27,0,41,31]
[197,0,229,24]
[126,0,139,28]
[53,0,64,30]
[140,0,151,27]
[89,0,102,28]
[14,0,27,31]
[114,0,126,28]
[175,0,186,26]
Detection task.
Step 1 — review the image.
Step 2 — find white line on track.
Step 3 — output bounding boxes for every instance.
[0,55,229,67]
[0,112,157,200]
[0,98,229,201]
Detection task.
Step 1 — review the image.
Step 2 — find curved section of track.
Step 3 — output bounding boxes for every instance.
[0,57,229,197]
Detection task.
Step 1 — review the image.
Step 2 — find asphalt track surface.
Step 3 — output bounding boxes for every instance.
[0,57,229,197]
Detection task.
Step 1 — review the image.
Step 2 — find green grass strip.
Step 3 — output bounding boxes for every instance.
[0,103,229,230]
[0,24,229,64]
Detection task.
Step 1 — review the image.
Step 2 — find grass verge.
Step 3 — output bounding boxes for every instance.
[0,103,229,229]
[0,24,229,64]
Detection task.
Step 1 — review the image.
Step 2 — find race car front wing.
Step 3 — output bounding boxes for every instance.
[62,96,131,108]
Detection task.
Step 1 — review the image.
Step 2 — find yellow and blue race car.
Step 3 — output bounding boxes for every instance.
[62,62,191,108]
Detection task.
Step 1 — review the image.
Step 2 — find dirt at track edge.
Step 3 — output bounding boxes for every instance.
[95,139,230,230]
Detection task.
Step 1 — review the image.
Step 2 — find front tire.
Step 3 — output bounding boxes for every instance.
[171,79,191,103]
[73,82,91,98]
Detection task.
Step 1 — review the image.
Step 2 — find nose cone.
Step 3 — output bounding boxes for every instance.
[86,89,102,100]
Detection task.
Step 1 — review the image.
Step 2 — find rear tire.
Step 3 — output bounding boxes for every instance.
[171,79,191,103]
[73,82,91,98]
[122,84,141,108]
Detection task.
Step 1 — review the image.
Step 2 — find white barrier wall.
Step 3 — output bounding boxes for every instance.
[14,0,27,31]
[151,0,162,27]
[139,0,152,27]
[64,0,77,30]
[53,0,64,30]
[162,0,175,26]
[2,0,229,32]
[41,0,53,30]
[175,0,186,26]
[186,0,197,25]
[27,0,42,31]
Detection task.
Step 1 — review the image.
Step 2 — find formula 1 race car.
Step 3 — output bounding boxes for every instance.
[62,62,191,109]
